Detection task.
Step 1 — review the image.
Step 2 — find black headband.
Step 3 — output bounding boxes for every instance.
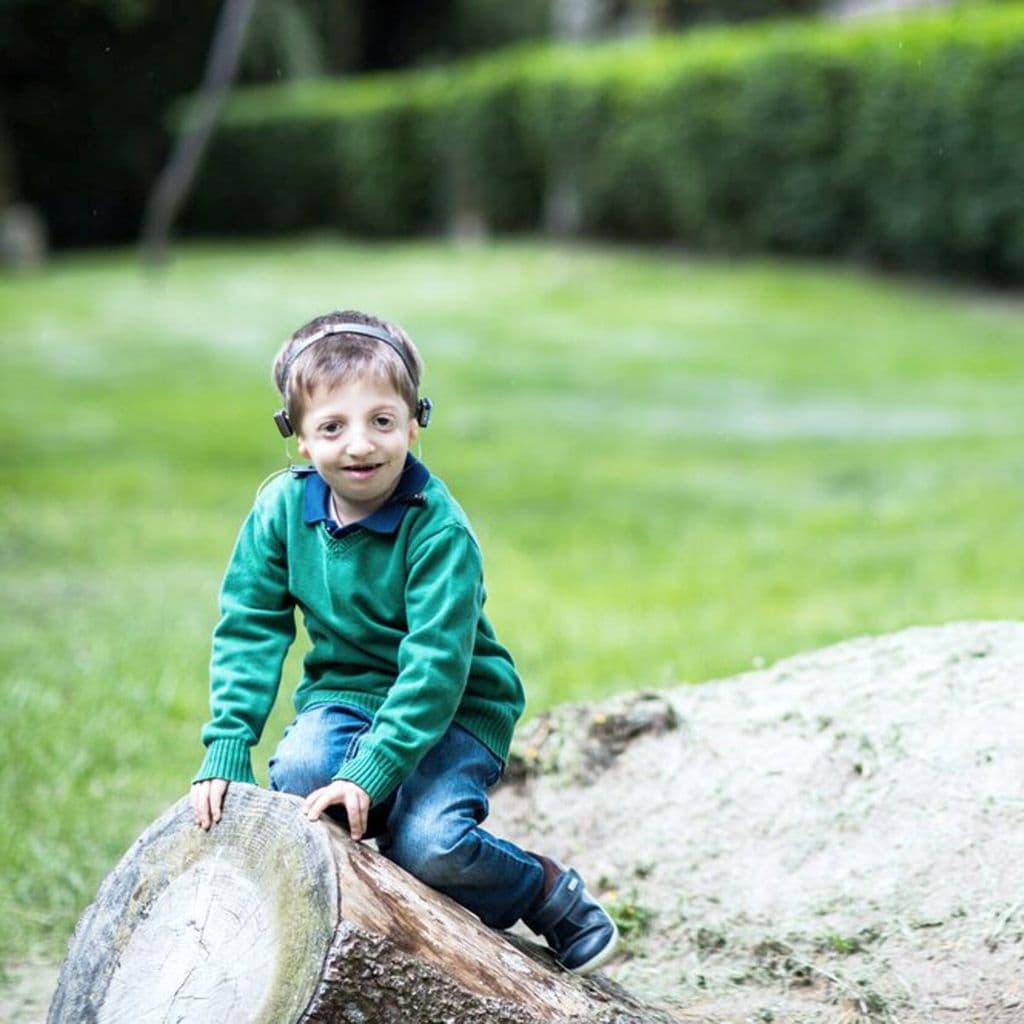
[277,321,420,392]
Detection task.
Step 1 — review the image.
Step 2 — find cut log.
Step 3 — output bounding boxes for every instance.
[48,784,678,1024]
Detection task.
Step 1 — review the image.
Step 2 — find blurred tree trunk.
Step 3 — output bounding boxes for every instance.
[0,105,46,268]
[242,0,328,80]
[545,0,614,236]
[140,0,259,266]
[0,108,15,210]
[551,0,616,39]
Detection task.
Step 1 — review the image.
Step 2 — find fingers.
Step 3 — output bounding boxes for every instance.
[191,780,212,830]
[193,777,371,838]
[302,785,333,823]
[303,782,370,841]
[210,778,229,824]
[191,778,230,830]
[345,787,368,842]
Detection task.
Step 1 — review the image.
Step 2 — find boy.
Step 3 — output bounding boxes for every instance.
[190,310,618,975]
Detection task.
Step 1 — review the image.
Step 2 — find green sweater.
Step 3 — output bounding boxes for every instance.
[195,457,525,805]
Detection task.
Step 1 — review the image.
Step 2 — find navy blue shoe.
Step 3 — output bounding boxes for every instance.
[523,864,619,975]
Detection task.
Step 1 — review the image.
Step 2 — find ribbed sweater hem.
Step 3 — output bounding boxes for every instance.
[195,738,257,785]
[457,704,519,765]
[334,749,405,805]
[298,687,519,803]
[297,688,386,718]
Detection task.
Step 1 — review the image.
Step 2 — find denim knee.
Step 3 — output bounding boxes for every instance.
[267,702,371,797]
[386,818,480,889]
[267,750,335,797]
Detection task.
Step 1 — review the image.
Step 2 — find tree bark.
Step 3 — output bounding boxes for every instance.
[139,0,258,267]
[47,784,678,1024]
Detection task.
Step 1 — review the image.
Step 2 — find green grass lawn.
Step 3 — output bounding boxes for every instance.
[1,239,1022,963]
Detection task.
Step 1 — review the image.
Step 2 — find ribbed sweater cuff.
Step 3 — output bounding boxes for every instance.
[334,747,404,806]
[195,738,257,785]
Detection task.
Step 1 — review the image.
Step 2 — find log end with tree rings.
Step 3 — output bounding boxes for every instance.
[47,784,680,1024]
[48,785,335,1024]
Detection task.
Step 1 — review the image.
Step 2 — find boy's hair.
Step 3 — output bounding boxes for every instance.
[272,310,423,433]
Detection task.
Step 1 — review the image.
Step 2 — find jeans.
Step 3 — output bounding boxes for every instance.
[268,701,544,929]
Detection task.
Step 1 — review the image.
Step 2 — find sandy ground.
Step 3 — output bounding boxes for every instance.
[489,620,1024,1023]
[10,620,1023,1023]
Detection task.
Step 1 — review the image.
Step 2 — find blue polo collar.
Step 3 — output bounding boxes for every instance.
[301,454,430,537]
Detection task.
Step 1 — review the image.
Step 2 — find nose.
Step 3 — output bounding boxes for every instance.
[345,427,374,456]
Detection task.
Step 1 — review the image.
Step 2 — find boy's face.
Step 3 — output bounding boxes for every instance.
[296,376,419,523]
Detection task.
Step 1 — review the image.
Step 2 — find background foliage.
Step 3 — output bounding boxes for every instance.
[0,0,550,246]
[5,0,780,248]
[5,3,1021,280]
[181,7,1024,281]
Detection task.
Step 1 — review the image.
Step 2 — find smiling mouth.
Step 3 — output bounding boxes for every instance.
[343,463,383,473]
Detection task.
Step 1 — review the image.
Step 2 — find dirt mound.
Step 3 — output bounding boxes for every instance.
[9,622,1022,1023]
[490,621,1024,1024]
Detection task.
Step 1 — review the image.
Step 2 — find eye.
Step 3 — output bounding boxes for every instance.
[373,414,396,430]
[321,421,343,436]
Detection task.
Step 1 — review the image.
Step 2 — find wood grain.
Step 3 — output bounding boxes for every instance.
[48,785,678,1024]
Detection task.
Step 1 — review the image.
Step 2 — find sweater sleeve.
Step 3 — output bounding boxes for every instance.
[194,497,296,785]
[335,523,482,803]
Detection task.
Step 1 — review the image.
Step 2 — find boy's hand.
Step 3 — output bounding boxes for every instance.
[303,781,371,840]
[191,778,229,830]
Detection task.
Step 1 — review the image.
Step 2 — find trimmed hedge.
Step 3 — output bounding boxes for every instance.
[184,6,1024,281]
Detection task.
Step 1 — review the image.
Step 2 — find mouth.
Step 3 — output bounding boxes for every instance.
[342,462,384,475]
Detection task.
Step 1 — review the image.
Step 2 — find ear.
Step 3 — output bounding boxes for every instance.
[296,435,311,459]
[407,418,419,447]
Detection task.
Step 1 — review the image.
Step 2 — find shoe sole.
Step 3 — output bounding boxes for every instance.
[567,920,620,976]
